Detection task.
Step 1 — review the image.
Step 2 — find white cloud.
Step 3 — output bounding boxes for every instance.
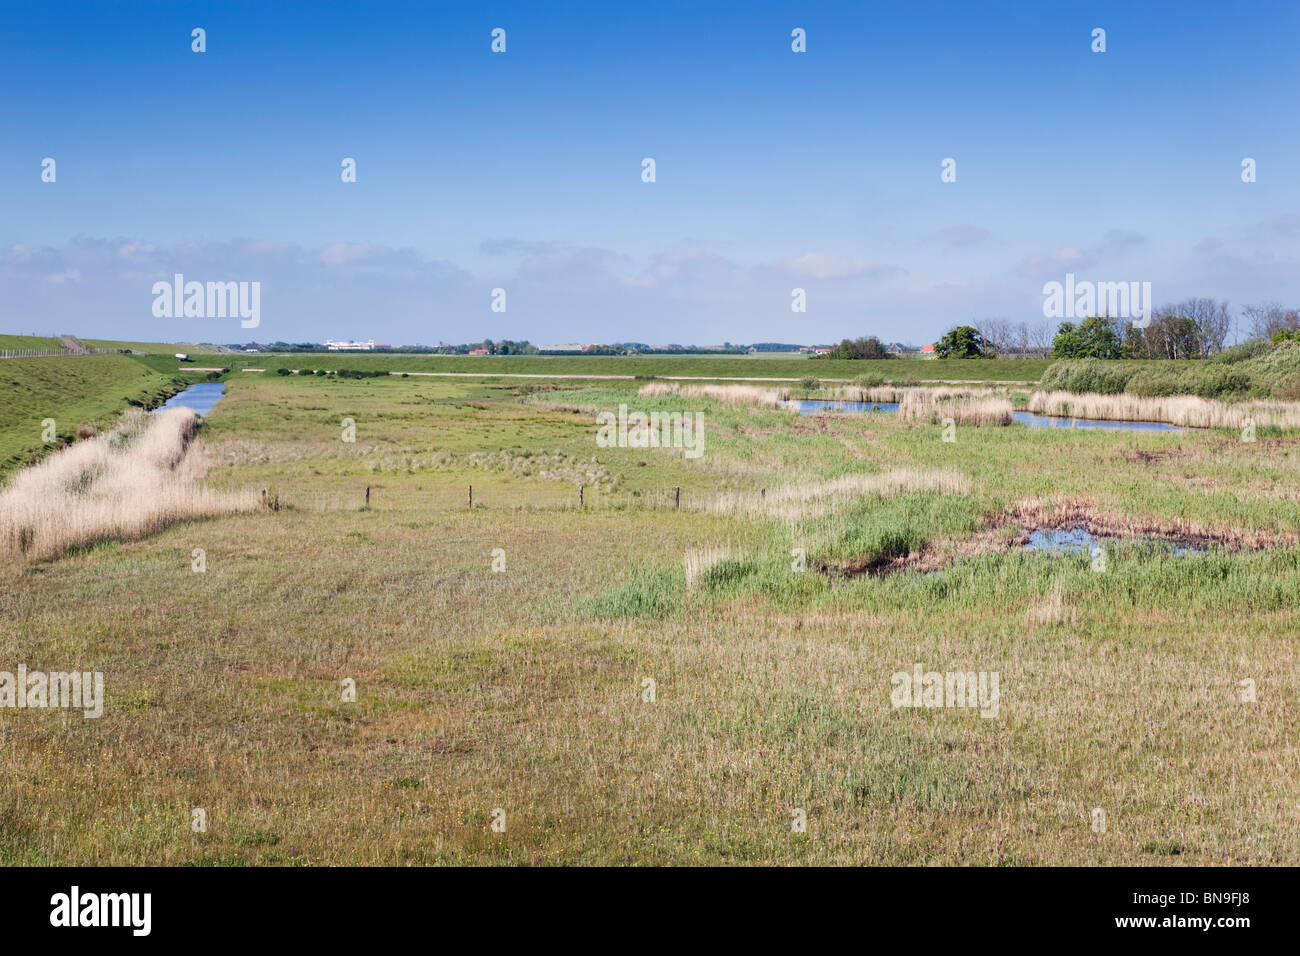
[782,252,903,280]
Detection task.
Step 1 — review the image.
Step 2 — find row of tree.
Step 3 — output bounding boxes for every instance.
[932,299,1298,360]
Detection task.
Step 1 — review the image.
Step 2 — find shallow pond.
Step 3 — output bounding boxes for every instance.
[152,382,227,417]
[785,399,900,414]
[785,396,1181,432]
[1011,411,1180,433]
[1026,526,1207,557]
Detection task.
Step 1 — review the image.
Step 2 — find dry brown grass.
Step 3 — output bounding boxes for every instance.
[0,408,260,561]
[1028,390,1300,429]
[1027,586,1076,627]
[683,543,734,590]
[638,381,791,407]
[898,391,1013,426]
[697,468,971,519]
[820,384,1005,405]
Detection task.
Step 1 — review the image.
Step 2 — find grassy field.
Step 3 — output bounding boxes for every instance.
[1,365,1297,865]
[0,354,188,476]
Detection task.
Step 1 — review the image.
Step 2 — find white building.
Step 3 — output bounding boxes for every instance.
[325,339,376,351]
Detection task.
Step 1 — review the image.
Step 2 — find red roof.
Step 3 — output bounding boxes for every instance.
[921,344,936,353]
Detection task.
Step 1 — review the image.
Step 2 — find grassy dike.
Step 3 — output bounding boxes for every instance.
[1,368,1297,864]
[0,354,193,477]
[224,352,1050,383]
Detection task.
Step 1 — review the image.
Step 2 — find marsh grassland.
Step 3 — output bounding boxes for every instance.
[1,367,1298,865]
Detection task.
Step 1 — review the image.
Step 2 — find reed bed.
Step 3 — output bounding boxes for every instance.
[0,408,261,561]
[1028,390,1300,429]
[1026,585,1076,627]
[683,543,734,591]
[696,468,971,519]
[638,381,791,407]
[898,391,1013,426]
[818,384,1005,405]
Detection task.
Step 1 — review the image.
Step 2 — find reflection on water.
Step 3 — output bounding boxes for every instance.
[1026,527,1098,555]
[152,382,227,417]
[784,399,900,414]
[1026,526,1207,557]
[1012,411,1181,432]
[783,396,1182,432]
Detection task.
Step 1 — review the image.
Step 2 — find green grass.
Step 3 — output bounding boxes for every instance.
[1043,340,1300,400]
[2,369,1298,864]
[0,354,188,476]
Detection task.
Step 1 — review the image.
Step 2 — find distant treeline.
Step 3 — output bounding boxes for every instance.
[233,339,798,356]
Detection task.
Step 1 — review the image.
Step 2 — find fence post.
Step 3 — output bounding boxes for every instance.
[365,486,370,507]
[468,484,472,508]
[579,484,584,508]
[675,486,680,509]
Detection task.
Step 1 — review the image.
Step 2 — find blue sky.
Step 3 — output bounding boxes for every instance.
[3,0,1298,345]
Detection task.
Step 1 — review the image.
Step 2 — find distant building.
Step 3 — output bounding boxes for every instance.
[920,343,937,358]
[326,339,375,351]
[538,343,588,353]
[469,348,489,355]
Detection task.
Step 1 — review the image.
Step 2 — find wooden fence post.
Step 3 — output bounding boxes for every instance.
[468,484,473,508]
[675,486,680,509]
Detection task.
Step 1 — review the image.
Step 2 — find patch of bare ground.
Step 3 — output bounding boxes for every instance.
[816,527,1017,581]
[1118,447,1173,465]
[728,608,893,632]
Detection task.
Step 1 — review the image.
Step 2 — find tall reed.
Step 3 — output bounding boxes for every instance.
[0,408,261,561]
[638,382,791,407]
[1028,390,1300,429]
[898,391,1012,425]
[697,468,971,519]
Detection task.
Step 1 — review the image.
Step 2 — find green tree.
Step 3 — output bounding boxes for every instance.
[1052,317,1122,359]
[830,335,891,360]
[934,325,986,358]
